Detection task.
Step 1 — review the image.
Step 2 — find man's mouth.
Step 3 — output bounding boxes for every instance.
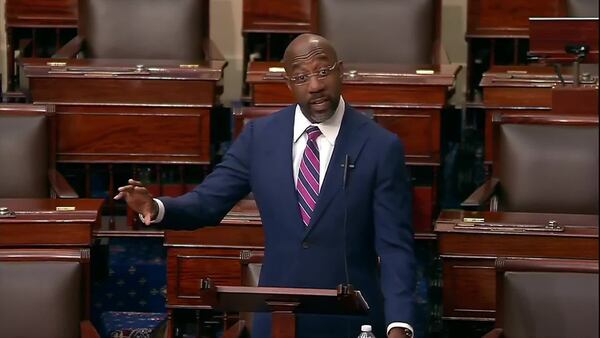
[310,97,329,106]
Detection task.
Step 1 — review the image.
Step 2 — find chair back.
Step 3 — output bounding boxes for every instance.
[567,0,599,17]
[0,248,90,338]
[493,114,599,214]
[496,257,599,338]
[79,0,208,60]
[0,104,52,198]
[319,0,440,64]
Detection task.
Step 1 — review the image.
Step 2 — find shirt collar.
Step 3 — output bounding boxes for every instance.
[293,96,345,146]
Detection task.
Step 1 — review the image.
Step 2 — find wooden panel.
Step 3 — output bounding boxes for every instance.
[439,233,598,259]
[55,106,211,163]
[168,248,244,307]
[373,109,440,165]
[484,86,552,108]
[30,78,216,105]
[6,0,78,27]
[343,85,446,107]
[443,258,496,319]
[413,186,434,233]
[467,0,566,38]
[0,223,92,246]
[552,86,599,115]
[243,0,318,33]
[252,82,295,105]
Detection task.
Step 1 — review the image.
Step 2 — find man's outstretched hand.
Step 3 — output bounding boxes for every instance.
[114,179,157,225]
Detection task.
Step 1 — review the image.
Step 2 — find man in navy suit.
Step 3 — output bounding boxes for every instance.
[115,34,415,338]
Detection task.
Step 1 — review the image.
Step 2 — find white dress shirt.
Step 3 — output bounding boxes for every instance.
[292,96,345,186]
[149,96,413,337]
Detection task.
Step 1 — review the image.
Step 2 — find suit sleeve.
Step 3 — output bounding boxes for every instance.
[157,121,255,229]
[373,136,416,327]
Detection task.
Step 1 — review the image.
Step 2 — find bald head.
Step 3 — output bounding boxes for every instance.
[282,33,343,124]
[283,34,339,70]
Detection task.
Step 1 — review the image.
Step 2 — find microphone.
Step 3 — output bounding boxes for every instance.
[338,154,355,295]
[341,154,355,190]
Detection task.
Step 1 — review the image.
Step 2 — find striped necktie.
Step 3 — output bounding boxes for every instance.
[297,125,322,226]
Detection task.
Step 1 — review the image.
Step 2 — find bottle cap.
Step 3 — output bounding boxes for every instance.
[361,325,372,332]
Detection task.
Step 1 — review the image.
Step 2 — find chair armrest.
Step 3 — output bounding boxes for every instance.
[53,36,85,59]
[48,168,79,198]
[482,328,503,338]
[80,320,101,338]
[222,320,249,338]
[461,178,500,210]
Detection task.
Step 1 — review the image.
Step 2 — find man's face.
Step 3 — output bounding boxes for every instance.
[284,47,343,123]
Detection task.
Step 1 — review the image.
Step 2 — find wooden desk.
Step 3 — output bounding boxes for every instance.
[0,198,103,247]
[164,198,263,337]
[435,209,598,321]
[248,61,459,165]
[465,0,567,98]
[480,64,599,164]
[22,58,225,219]
[4,0,78,94]
[246,61,459,233]
[24,58,225,164]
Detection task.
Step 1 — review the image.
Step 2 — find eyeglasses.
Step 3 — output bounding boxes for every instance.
[285,62,339,86]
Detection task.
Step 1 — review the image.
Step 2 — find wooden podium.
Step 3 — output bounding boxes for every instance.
[200,283,369,338]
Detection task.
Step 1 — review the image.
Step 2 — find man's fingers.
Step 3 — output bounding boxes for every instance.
[143,213,152,226]
[134,186,148,193]
[128,179,143,186]
[117,185,134,192]
[113,191,125,200]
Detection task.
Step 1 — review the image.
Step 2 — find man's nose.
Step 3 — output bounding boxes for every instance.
[307,75,325,92]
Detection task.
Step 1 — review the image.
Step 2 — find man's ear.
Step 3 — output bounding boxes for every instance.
[338,61,344,78]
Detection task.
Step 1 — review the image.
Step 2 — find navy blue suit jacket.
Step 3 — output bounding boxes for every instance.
[159,104,415,338]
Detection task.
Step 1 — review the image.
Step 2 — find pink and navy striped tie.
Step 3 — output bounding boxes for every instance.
[297,125,322,226]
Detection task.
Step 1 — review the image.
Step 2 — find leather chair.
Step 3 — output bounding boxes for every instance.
[0,248,100,338]
[484,257,599,338]
[319,0,447,64]
[0,104,77,198]
[567,0,599,17]
[462,113,598,214]
[54,0,218,61]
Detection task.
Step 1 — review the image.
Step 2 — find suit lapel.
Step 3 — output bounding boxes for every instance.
[267,106,306,229]
[303,106,369,238]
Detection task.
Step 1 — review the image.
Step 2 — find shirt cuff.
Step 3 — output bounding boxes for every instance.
[138,198,165,224]
[387,322,414,337]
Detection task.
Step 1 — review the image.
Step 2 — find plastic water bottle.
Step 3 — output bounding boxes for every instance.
[357,324,376,338]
